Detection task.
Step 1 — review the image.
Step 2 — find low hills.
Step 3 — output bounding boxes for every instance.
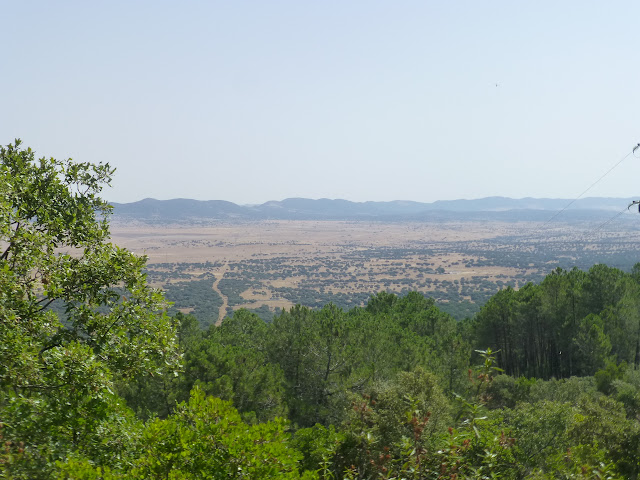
[110,196,635,223]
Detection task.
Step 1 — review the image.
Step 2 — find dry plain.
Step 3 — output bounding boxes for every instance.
[109,218,640,322]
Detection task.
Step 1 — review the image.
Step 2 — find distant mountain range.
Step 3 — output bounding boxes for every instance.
[110,197,637,223]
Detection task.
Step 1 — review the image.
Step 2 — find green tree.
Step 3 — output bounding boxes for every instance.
[117,313,202,420]
[365,291,397,315]
[572,313,612,376]
[0,140,180,475]
[129,388,312,479]
[474,288,518,374]
[604,280,640,368]
[267,304,361,427]
[184,337,289,423]
[55,388,316,479]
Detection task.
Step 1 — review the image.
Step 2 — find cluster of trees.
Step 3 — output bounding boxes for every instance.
[163,277,223,328]
[120,294,640,479]
[2,141,640,478]
[475,265,640,379]
[122,291,465,426]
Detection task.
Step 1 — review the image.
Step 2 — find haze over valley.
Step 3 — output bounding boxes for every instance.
[109,196,640,325]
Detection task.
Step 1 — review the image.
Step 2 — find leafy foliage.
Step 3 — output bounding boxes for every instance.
[0,140,180,477]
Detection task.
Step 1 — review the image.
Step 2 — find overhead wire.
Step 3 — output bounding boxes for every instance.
[586,197,640,237]
[530,142,640,252]
[583,144,640,236]
[542,147,636,228]
[587,206,628,236]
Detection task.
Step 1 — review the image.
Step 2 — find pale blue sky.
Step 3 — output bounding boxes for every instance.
[2,1,639,204]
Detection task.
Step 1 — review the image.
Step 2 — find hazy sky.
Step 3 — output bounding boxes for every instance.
[2,1,639,204]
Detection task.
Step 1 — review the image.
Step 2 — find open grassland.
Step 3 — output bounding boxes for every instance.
[109,218,640,323]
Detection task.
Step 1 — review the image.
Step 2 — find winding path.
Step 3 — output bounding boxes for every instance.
[212,264,229,325]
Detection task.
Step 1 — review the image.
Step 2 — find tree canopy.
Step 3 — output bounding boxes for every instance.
[0,140,181,475]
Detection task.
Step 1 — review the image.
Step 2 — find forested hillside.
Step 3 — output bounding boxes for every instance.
[3,141,640,478]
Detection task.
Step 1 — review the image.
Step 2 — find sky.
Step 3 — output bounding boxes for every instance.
[2,1,640,205]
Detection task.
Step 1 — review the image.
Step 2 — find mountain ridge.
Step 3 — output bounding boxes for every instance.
[110,196,637,222]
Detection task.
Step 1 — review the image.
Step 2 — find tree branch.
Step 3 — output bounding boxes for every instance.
[36,298,56,312]
[16,381,69,390]
[96,313,124,347]
[39,342,63,355]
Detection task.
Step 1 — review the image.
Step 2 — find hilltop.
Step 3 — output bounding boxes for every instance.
[110,196,635,223]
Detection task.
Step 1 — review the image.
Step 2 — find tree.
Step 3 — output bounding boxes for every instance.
[572,314,612,376]
[0,140,181,475]
[128,388,312,479]
[117,312,201,420]
[474,288,518,374]
[183,312,289,423]
[55,388,316,479]
[267,304,361,427]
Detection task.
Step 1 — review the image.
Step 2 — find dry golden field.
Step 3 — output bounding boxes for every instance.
[109,218,640,323]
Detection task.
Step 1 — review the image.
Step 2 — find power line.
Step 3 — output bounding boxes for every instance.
[587,207,628,236]
[542,146,637,227]
[588,198,640,237]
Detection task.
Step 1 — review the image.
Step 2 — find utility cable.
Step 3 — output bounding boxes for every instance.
[587,207,628,236]
[542,147,636,227]
[588,198,640,237]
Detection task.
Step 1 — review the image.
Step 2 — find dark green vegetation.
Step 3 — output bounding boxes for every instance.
[164,276,223,328]
[3,141,640,478]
